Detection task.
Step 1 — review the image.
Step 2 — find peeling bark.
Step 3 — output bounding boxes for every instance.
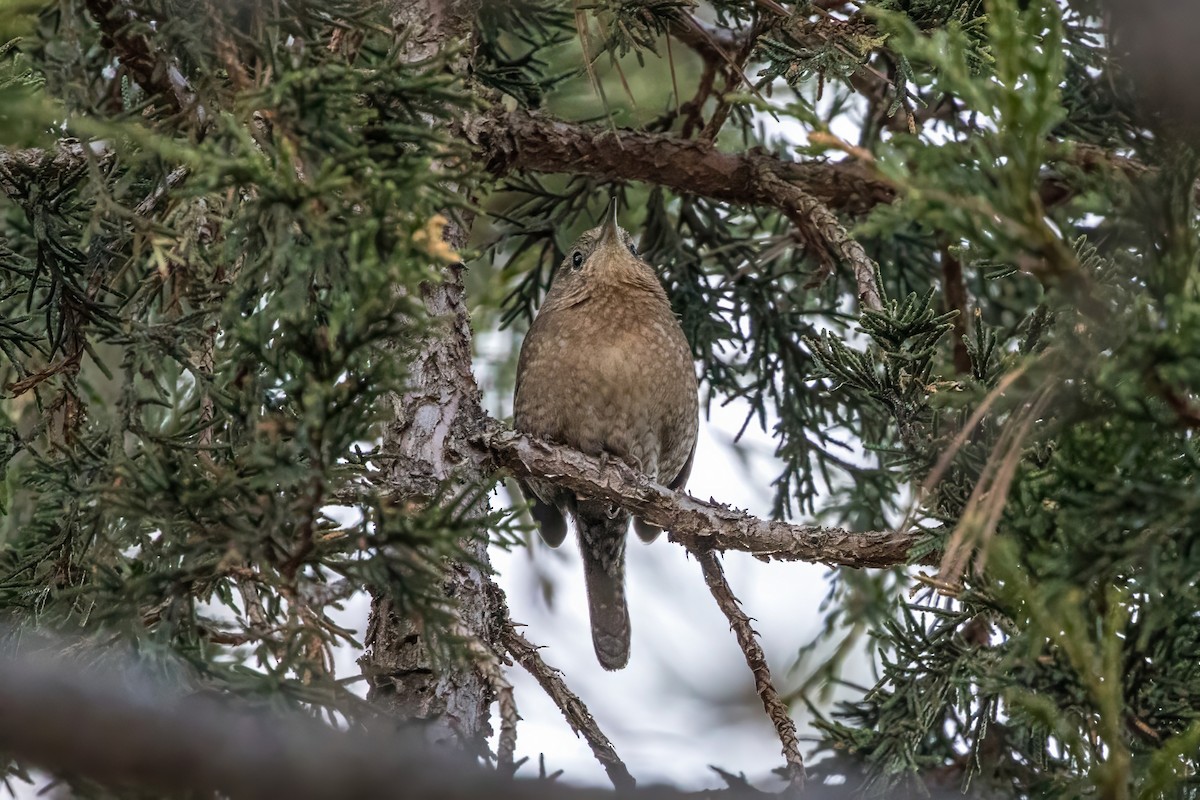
[358,0,496,753]
[475,106,897,217]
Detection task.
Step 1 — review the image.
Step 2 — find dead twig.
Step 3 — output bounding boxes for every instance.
[694,548,805,794]
[499,619,636,791]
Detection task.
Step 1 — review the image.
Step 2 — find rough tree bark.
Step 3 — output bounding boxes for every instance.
[358,0,496,752]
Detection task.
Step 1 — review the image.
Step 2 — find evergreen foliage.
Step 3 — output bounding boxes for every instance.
[1,0,1199,797]
[0,0,496,765]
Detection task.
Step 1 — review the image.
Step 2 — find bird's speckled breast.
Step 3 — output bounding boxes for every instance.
[514,286,698,484]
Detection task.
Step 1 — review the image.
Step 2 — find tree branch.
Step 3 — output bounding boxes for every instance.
[473,106,896,218]
[83,0,204,122]
[499,618,635,791]
[694,549,805,794]
[479,421,927,569]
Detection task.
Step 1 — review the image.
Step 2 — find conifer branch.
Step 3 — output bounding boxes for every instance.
[473,106,897,217]
[479,422,927,569]
[694,548,806,794]
[498,618,636,791]
[83,0,205,122]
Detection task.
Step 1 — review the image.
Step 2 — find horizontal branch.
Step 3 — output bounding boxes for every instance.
[473,106,896,217]
[479,421,926,569]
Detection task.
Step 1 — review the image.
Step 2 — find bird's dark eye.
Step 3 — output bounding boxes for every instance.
[628,242,638,257]
[571,251,583,269]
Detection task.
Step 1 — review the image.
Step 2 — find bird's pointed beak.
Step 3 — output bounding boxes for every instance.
[597,198,621,248]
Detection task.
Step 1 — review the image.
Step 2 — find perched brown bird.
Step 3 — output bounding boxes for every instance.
[514,200,699,670]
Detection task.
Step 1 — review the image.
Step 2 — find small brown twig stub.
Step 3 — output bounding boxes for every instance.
[499,621,636,791]
[694,548,805,794]
[496,676,520,776]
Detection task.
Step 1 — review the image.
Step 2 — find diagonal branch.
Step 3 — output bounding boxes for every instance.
[479,421,926,569]
[753,163,883,312]
[83,0,205,122]
[499,618,635,791]
[694,549,805,794]
[667,14,746,65]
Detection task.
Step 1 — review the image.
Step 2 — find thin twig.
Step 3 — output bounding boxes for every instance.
[135,166,190,217]
[694,549,805,794]
[671,13,763,103]
[499,620,636,791]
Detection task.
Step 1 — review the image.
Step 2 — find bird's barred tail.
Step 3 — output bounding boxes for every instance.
[576,500,630,670]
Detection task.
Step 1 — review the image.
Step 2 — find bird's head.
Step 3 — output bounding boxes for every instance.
[545,199,658,301]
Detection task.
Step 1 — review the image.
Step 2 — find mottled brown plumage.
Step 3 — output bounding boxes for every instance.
[513,201,699,670]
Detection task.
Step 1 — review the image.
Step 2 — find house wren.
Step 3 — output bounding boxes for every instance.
[513,200,699,670]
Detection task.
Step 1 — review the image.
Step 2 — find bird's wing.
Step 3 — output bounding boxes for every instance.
[633,437,697,543]
[666,435,697,491]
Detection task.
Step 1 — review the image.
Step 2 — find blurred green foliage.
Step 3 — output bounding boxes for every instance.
[0,0,502,776]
